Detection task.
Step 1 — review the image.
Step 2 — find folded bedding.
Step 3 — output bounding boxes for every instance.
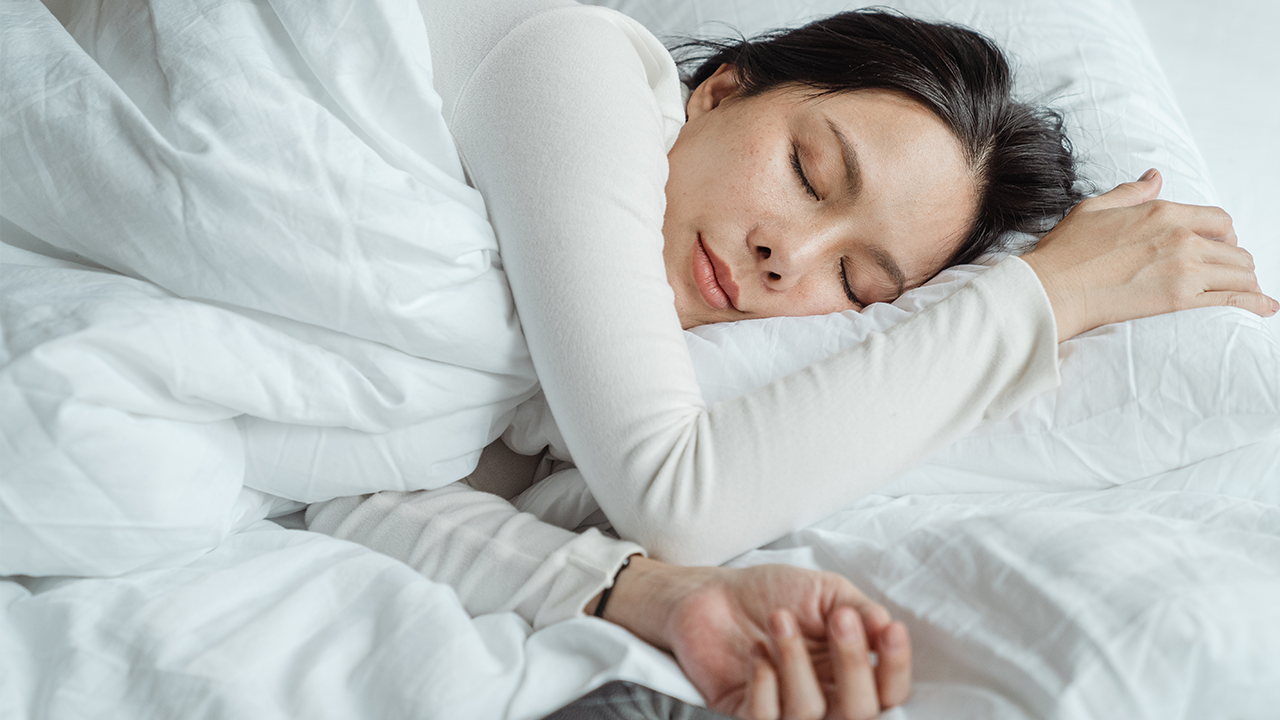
[2,0,1278,718]
[1,0,540,576]
[0,518,699,720]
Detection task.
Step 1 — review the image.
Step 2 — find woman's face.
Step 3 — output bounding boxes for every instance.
[664,65,978,329]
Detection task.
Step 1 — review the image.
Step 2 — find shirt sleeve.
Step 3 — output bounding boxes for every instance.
[305,482,642,630]
[442,7,1061,566]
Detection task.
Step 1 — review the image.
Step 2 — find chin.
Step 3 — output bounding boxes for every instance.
[677,307,715,330]
[673,298,701,330]
[674,301,698,330]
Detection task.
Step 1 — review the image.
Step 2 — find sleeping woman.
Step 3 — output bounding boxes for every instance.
[306,2,1275,718]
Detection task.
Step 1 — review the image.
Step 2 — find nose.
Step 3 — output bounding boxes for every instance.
[752,225,828,292]
[753,244,788,288]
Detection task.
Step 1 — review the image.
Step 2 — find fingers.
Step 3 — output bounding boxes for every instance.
[1079,168,1162,211]
[1195,262,1265,294]
[746,648,780,720]
[823,571,892,638]
[827,608,880,720]
[1143,200,1236,243]
[874,622,912,708]
[1195,290,1280,317]
[852,600,892,639]
[1213,223,1239,247]
[1172,242,1276,314]
[769,610,826,720]
[1080,171,1239,245]
[1197,237,1255,270]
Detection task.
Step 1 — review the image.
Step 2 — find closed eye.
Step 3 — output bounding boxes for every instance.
[839,260,862,306]
[790,145,820,201]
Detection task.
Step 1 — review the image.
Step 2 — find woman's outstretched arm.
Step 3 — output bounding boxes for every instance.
[306,483,640,628]
[307,480,913,719]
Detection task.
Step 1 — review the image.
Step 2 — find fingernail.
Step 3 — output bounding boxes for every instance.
[1270,297,1279,313]
[835,608,858,640]
[1140,168,1157,181]
[771,611,794,639]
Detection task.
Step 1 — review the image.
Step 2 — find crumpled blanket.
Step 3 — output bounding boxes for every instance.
[1,0,538,576]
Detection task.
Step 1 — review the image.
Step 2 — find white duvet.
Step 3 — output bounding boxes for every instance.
[2,0,539,577]
[2,0,1278,719]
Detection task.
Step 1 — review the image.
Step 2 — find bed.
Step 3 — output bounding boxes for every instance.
[2,0,1277,718]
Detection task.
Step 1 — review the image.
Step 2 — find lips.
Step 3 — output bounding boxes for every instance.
[692,236,740,311]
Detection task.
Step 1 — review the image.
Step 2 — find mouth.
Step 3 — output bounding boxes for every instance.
[692,235,741,311]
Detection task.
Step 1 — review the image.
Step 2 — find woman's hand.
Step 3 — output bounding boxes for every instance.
[1021,169,1277,342]
[594,556,910,719]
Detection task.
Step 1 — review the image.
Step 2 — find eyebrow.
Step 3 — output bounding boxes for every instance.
[825,117,863,201]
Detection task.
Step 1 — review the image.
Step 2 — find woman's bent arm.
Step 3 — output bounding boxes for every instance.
[440,7,1058,565]
[307,480,917,718]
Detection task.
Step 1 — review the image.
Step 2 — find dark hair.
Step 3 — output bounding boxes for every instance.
[674,9,1082,266]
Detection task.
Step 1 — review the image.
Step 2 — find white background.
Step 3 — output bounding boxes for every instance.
[1129,0,1280,337]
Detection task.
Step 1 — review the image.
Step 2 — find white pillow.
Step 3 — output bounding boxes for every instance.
[572,0,1280,491]
[689,267,1280,493]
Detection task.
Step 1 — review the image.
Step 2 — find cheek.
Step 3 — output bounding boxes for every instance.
[757,276,851,319]
[666,151,731,224]
[730,142,787,205]
[795,288,851,317]
[701,130,782,206]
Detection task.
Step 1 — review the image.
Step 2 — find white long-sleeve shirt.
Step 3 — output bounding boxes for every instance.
[308,0,1060,627]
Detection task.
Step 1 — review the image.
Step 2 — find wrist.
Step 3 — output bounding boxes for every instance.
[1021,250,1085,342]
[587,554,634,620]
[589,555,708,650]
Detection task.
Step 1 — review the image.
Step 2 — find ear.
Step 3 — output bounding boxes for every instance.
[686,64,742,120]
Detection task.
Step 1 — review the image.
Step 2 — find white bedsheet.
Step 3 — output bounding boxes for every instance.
[739,480,1280,719]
